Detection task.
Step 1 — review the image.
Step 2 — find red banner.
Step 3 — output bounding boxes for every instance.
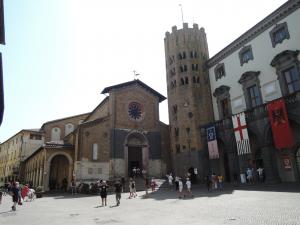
[267,98,294,149]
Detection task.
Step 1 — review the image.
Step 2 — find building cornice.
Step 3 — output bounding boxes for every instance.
[207,0,300,68]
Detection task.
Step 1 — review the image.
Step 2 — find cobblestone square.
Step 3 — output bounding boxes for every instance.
[1,183,300,225]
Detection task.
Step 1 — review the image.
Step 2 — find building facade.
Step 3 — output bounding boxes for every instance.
[0,129,44,185]
[22,80,170,190]
[205,0,300,182]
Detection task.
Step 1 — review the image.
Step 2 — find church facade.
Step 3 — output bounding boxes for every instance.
[22,80,170,190]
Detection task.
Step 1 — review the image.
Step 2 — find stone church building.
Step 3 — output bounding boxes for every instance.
[23,80,170,190]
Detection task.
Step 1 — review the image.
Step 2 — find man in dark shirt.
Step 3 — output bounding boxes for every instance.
[114,180,122,206]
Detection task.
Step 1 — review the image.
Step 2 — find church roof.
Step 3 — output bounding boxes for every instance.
[101,79,166,102]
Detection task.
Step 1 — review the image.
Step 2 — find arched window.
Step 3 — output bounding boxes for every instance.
[65,123,74,136]
[92,143,98,160]
[51,127,61,142]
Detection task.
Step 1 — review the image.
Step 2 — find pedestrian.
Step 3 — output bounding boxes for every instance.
[144,176,149,196]
[206,175,212,191]
[62,178,68,192]
[132,179,137,197]
[21,184,29,201]
[212,173,218,190]
[114,180,122,206]
[175,176,179,191]
[150,177,157,192]
[257,167,264,183]
[0,189,2,204]
[71,179,76,195]
[121,177,125,192]
[246,168,253,184]
[218,174,223,191]
[178,178,183,198]
[128,178,134,198]
[167,173,173,190]
[10,182,19,211]
[185,178,192,198]
[100,180,108,206]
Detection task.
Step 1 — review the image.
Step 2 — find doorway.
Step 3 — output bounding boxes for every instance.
[49,155,69,190]
[128,146,142,177]
[223,153,231,182]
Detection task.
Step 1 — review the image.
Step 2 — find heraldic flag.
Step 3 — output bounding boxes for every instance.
[267,98,294,149]
[232,112,251,155]
[206,125,219,159]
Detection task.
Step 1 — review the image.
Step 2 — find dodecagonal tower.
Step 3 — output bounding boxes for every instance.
[164,23,213,179]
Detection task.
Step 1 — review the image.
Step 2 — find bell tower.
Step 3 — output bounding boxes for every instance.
[164,23,213,178]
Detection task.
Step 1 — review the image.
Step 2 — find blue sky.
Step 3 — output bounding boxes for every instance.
[0,0,286,142]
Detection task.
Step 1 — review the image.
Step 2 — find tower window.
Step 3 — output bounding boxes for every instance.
[172,105,178,114]
[193,76,196,83]
[190,51,198,58]
[192,64,198,71]
[185,77,189,84]
[181,78,184,85]
[175,127,179,137]
[175,144,180,154]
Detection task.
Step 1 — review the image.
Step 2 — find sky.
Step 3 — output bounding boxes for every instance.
[0,0,287,142]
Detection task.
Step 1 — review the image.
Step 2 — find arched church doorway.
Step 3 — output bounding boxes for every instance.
[128,146,142,177]
[124,132,149,177]
[49,155,69,190]
[223,152,231,182]
[296,148,300,179]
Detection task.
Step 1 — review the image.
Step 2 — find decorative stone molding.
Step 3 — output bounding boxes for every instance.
[238,45,254,66]
[269,22,290,48]
[270,50,300,96]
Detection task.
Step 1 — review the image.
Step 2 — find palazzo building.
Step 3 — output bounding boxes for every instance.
[165,0,300,182]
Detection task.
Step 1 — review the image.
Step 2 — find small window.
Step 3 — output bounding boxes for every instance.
[180,78,184,85]
[51,127,61,142]
[248,85,262,108]
[192,64,198,71]
[239,45,253,66]
[193,76,196,83]
[269,22,290,48]
[214,63,225,81]
[65,123,74,136]
[182,52,186,59]
[190,51,197,58]
[172,105,178,114]
[175,128,179,137]
[283,66,300,94]
[92,143,98,160]
[185,77,189,84]
[88,168,93,174]
[175,144,180,154]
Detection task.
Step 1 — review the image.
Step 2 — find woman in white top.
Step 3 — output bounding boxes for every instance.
[178,179,183,198]
[185,178,192,197]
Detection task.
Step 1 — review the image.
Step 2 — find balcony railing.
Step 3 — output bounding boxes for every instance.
[211,91,300,131]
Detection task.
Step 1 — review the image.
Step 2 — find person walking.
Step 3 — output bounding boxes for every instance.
[178,178,183,199]
[185,178,192,198]
[128,178,134,198]
[150,177,157,192]
[167,173,173,190]
[257,167,264,183]
[71,179,76,195]
[10,182,19,211]
[206,175,212,192]
[144,176,149,196]
[99,180,108,206]
[218,174,223,191]
[114,180,122,206]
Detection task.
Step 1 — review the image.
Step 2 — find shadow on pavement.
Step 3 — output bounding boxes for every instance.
[140,182,300,201]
